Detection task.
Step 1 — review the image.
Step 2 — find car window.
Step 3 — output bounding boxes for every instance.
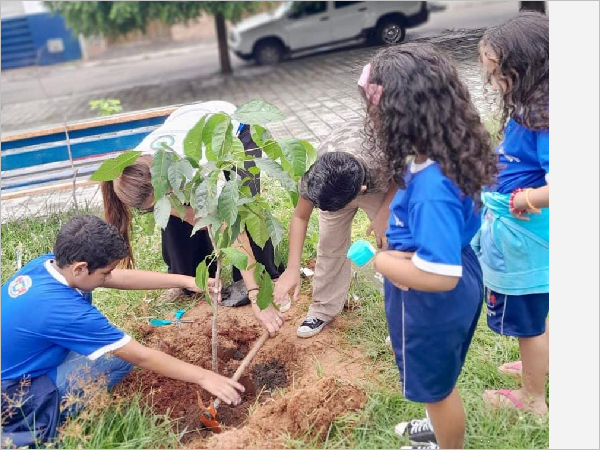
[289,1,327,18]
[334,1,363,8]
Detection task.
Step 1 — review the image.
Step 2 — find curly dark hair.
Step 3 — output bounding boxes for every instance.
[364,43,497,202]
[479,11,549,134]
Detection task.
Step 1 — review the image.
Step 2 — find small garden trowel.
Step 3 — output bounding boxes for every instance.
[198,329,270,432]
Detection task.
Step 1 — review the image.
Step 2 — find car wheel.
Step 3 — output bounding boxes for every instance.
[254,40,284,66]
[376,18,406,45]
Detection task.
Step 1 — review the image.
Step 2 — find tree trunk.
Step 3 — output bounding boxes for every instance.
[519,2,546,13]
[207,225,220,373]
[214,12,232,75]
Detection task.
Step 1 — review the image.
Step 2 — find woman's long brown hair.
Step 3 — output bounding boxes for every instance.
[100,155,154,268]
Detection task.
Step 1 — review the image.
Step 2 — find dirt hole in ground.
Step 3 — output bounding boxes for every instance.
[118,318,290,442]
[118,296,369,447]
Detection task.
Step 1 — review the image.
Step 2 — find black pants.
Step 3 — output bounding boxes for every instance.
[161,125,284,282]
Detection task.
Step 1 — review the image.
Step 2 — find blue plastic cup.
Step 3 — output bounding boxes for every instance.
[347,239,376,267]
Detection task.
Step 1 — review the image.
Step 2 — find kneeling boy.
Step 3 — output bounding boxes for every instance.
[1,215,244,447]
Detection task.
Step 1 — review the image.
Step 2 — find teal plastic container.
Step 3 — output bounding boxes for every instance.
[347,239,377,267]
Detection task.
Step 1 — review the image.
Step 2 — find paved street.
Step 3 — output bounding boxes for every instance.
[0,1,521,222]
[0,1,519,136]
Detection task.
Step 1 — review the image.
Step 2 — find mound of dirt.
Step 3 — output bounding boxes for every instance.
[201,376,366,449]
[118,294,370,447]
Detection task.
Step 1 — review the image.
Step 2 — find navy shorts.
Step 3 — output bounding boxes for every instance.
[486,289,549,337]
[384,246,483,403]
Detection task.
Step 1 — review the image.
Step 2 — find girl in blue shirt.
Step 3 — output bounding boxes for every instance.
[474,11,550,416]
[359,44,498,449]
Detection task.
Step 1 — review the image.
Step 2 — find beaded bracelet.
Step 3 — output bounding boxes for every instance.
[509,188,527,216]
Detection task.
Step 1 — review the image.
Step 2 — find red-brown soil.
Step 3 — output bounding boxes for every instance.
[117,294,369,448]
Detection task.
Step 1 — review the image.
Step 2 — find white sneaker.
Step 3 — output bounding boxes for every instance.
[297,316,329,338]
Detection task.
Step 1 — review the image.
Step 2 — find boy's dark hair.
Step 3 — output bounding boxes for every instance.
[300,152,365,212]
[54,215,128,272]
[479,11,549,135]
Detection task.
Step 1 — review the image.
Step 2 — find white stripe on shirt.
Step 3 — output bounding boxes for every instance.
[412,253,463,277]
[87,334,132,361]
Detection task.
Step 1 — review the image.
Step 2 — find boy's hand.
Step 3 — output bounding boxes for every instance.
[197,370,245,406]
[185,277,221,303]
[251,302,283,337]
[366,210,389,250]
[273,268,300,306]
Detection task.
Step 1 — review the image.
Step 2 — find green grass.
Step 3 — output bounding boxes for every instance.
[1,178,548,449]
[58,393,182,449]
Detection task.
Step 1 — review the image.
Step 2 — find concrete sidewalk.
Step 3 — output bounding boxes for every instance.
[1,27,499,224]
[1,0,523,223]
[0,1,519,136]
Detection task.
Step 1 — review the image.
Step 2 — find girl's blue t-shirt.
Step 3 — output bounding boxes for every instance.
[492,118,549,194]
[386,160,481,278]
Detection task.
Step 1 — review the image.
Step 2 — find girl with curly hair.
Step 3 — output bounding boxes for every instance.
[474,11,549,416]
[361,43,497,449]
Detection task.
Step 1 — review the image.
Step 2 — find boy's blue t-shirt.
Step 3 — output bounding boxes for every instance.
[492,118,549,194]
[1,253,130,383]
[386,160,481,277]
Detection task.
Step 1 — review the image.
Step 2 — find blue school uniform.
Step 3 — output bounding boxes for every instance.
[385,160,483,403]
[471,118,549,337]
[1,253,131,446]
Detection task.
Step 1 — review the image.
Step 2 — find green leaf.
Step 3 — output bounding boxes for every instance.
[186,156,200,169]
[245,211,269,249]
[195,260,209,303]
[215,224,231,249]
[230,136,244,155]
[191,179,217,217]
[274,245,285,268]
[90,151,142,181]
[240,186,253,197]
[250,124,272,147]
[151,149,175,200]
[232,100,285,124]
[264,210,285,248]
[183,181,194,204]
[169,195,186,220]
[300,139,318,168]
[212,119,232,158]
[254,159,297,192]
[153,196,171,229]
[222,247,248,271]
[261,139,283,161]
[168,159,195,192]
[229,215,243,244]
[280,138,307,177]
[203,113,229,160]
[248,166,260,176]
[217,180,239,226]
[190,216,221,237]
[289,190,299,208]
[184,115,207,162]
[257,269,274,310]
[237,197,254,206]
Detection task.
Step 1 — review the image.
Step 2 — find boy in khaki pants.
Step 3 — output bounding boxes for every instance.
[273,119,397,337]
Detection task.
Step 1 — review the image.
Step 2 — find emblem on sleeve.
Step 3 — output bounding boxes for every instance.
[8,275,32,298]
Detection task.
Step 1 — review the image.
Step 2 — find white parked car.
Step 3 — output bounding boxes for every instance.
[229,1,429,65]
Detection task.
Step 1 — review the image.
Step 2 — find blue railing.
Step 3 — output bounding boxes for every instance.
[1,107,177,196]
